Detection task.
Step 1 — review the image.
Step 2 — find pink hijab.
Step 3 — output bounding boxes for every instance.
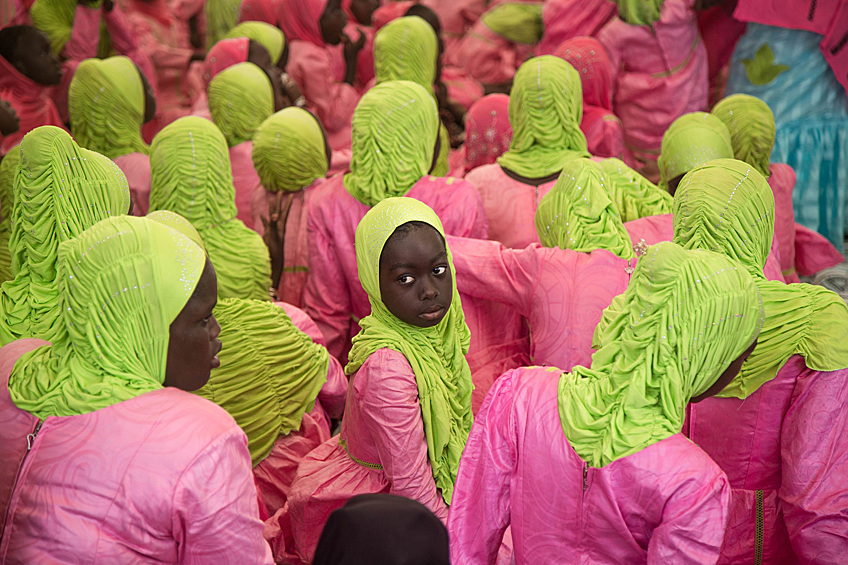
[464,94,512,171]
[239,0,280,25]
[279,0,327,46]
[555,37,613,126]
[202,37,250,86]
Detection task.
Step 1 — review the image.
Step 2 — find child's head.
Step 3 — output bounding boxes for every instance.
[348,0,380,26]
[320,0,348,45]
[0,98,19,137]
[0,26,62,85]
[711,94,775,178]
[658,112,734,196]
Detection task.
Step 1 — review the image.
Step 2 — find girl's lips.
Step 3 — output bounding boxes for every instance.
[419,306,445,320]
[211,341,222,369]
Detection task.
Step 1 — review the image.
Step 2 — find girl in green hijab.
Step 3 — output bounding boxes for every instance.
[208,62,275,148]
[148,116,272,302]
[225,21,286,65]
[0,126,130,346]
[657,111,734,195]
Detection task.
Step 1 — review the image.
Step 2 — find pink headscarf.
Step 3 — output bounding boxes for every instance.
[239,0,280,25]
[202,37,250,86]
[278,0,327,46]
[464,94,512,171]
[555,37,613,129]
[373,1,416,31]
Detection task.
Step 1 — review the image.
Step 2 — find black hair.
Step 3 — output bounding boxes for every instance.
[404,5,441,35]
[0,26,42,62]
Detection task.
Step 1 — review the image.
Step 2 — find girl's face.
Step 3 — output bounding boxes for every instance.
[320,0,348,45]
[379,223,452,328]
[14,29,62,86]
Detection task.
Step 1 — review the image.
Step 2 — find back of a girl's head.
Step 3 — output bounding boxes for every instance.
[0,25,62,85]
[554,37,613,110]
[464,94,512,170]
[374,16,438,88]
[208,62,275,147]
[404,4,441,35]
[658,112,734,190]
[253,107,329,192]
[711,94,775,178]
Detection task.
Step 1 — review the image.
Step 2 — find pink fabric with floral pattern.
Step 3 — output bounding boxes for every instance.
[463,94,512,172]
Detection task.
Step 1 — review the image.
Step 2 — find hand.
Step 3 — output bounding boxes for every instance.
[342,29,366,62]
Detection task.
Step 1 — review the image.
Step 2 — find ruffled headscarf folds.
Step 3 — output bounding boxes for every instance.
[29,0,79,54]
[0,147,19,283]
[600,158,672,222]
[203,37,250,86]
[657,112,734,190]
[208,62,275,147]
[674,158,848,398]
[348,197,473,505]
[343,81,439,207]
[8,215,206,419]
[279,0,326,47]
[225,21,286,65]
[535,158,634,258]
[563,241,764,468]
[497,56,590,179]
[194,298,329,466]
[149,117,271,301]
[374,16,438,89]
[69,56,149,160]
[481,1,544,45]
[0,127,130,346]
[252,107,329,192]
[614,0,665,27]
[205,0,241,47]
[711,94,776,178]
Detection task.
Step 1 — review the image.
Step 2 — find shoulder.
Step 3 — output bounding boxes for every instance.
[463,163,501,185]
[353,349,416,394]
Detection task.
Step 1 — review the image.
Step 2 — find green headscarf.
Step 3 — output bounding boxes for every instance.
[252,107,329,192]
[614,0,664,27]
[535,158,634,259]
[481,2,544,45]
[673,158,848,398]
[562,242,763,468]
[600,158,673,222]
[30,0,88,54]
[194,298,329,466]
[206,0,241,47]
[0,147,19,284]
[225,21,286,65]
[69,56,149,160]
[497,56,590,179]
[8,215,206,419]
[0,127,130,346]
[711,94,775,179]
[657,112,734,191]
[208,62,275,148]
[344,81,440,207]
[348,197,473,505]
[374,16,438,90]
[149,116,272,302]
[146,209,207,252]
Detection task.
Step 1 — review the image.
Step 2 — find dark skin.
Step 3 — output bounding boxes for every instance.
[429,132,441,175]
[163,259,222,391]
[350,0,380,25]
[321,0,365,84]
[690,339,758,403]
[379,223,453,328]
[247,41,290,111]
[501,165,561,187]
[667,174,685,197]
[12,28,62,85]
[0,99,20,136]
[136,65,157,124]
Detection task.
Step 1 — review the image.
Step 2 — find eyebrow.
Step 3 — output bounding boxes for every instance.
[389,251,447,272]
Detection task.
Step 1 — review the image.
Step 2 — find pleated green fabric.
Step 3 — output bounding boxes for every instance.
[344,81,439,207]
[205,0,241,47]
[148,116,271,302]
[497,56,589,179]
[614,0,665,26]
[535,158,634,259]
[225,21,285,64]
[194,298,329,466]
[146,209,207,252]
[711,94,775,178]
[0,127,130,346]
[30,0,79,54]
[0,147,19,284]
[673,158,848,398]
[657,112,734,190]
[348,197,473,505]
[69,56,149,160]
[600,158,673,222]
[8,215,206,419]
[208,62,275,148]
[481,2,544,44]
[563,241,763,468]
[252,107,328,193]
[374,16,438,91]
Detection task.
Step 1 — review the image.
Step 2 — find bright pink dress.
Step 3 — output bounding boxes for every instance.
[113,152,151,217]
[794,224,845,276]
[265,348,449,564]
[229,141,261,230]
[0,339,274,564]
[454,18,532,85]
[448,367,731,565]
[685,356,848,564]
[0,55,66,155]
[597,0,708,170]
[535,0,616,56]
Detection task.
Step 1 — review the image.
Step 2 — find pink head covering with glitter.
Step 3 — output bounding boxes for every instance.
[278,0,327,46]
[239,0,279,25]
[464,94,512,171]
[555,37,612,112]
[202,37,250,86]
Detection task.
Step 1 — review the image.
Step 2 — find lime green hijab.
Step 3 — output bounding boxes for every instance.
[711,94,775,179]
[206,0,241,46]
[600,158,673,222]
[0,147,19,284]
[194,298,329,466]
[147,209,207,252]
[535,158,634,259]
[498,56,590,179]
[673,158,848,398]
[481,2,544,44]
[374,16,438,90]
[564,242,763,468]
[208,62,275,147]
[8,215,206,419]
[225,21,286,65]
[0,127,130,346]
[69,56,149,160]
[149,117,272,302]
[30,0,92,54]
[252,107,329,192]
[614,0,665,26]
[344,81,440,207]
[657,112,734,191]
[348,197,473,505]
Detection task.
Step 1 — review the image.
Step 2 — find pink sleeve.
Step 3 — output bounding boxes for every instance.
[586,116,625,162]
[596,18,624,74]
[359,350,449,520]
[647,467,731,564]
[447,235,541,318]
[794,223,844,276]
[780,367,848,563]
[172,427,274,564]
[454,22,517,84]
[61,4,100,61]
[131,15,193,71]
[289,45,359,138]
[447,371,516,565]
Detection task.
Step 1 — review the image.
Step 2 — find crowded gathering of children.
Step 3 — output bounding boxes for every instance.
[1,0,848,563]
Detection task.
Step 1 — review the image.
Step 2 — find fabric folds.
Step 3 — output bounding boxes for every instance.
[252,107,328,193]
[711,94,775,178]
[208,62,275,147]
